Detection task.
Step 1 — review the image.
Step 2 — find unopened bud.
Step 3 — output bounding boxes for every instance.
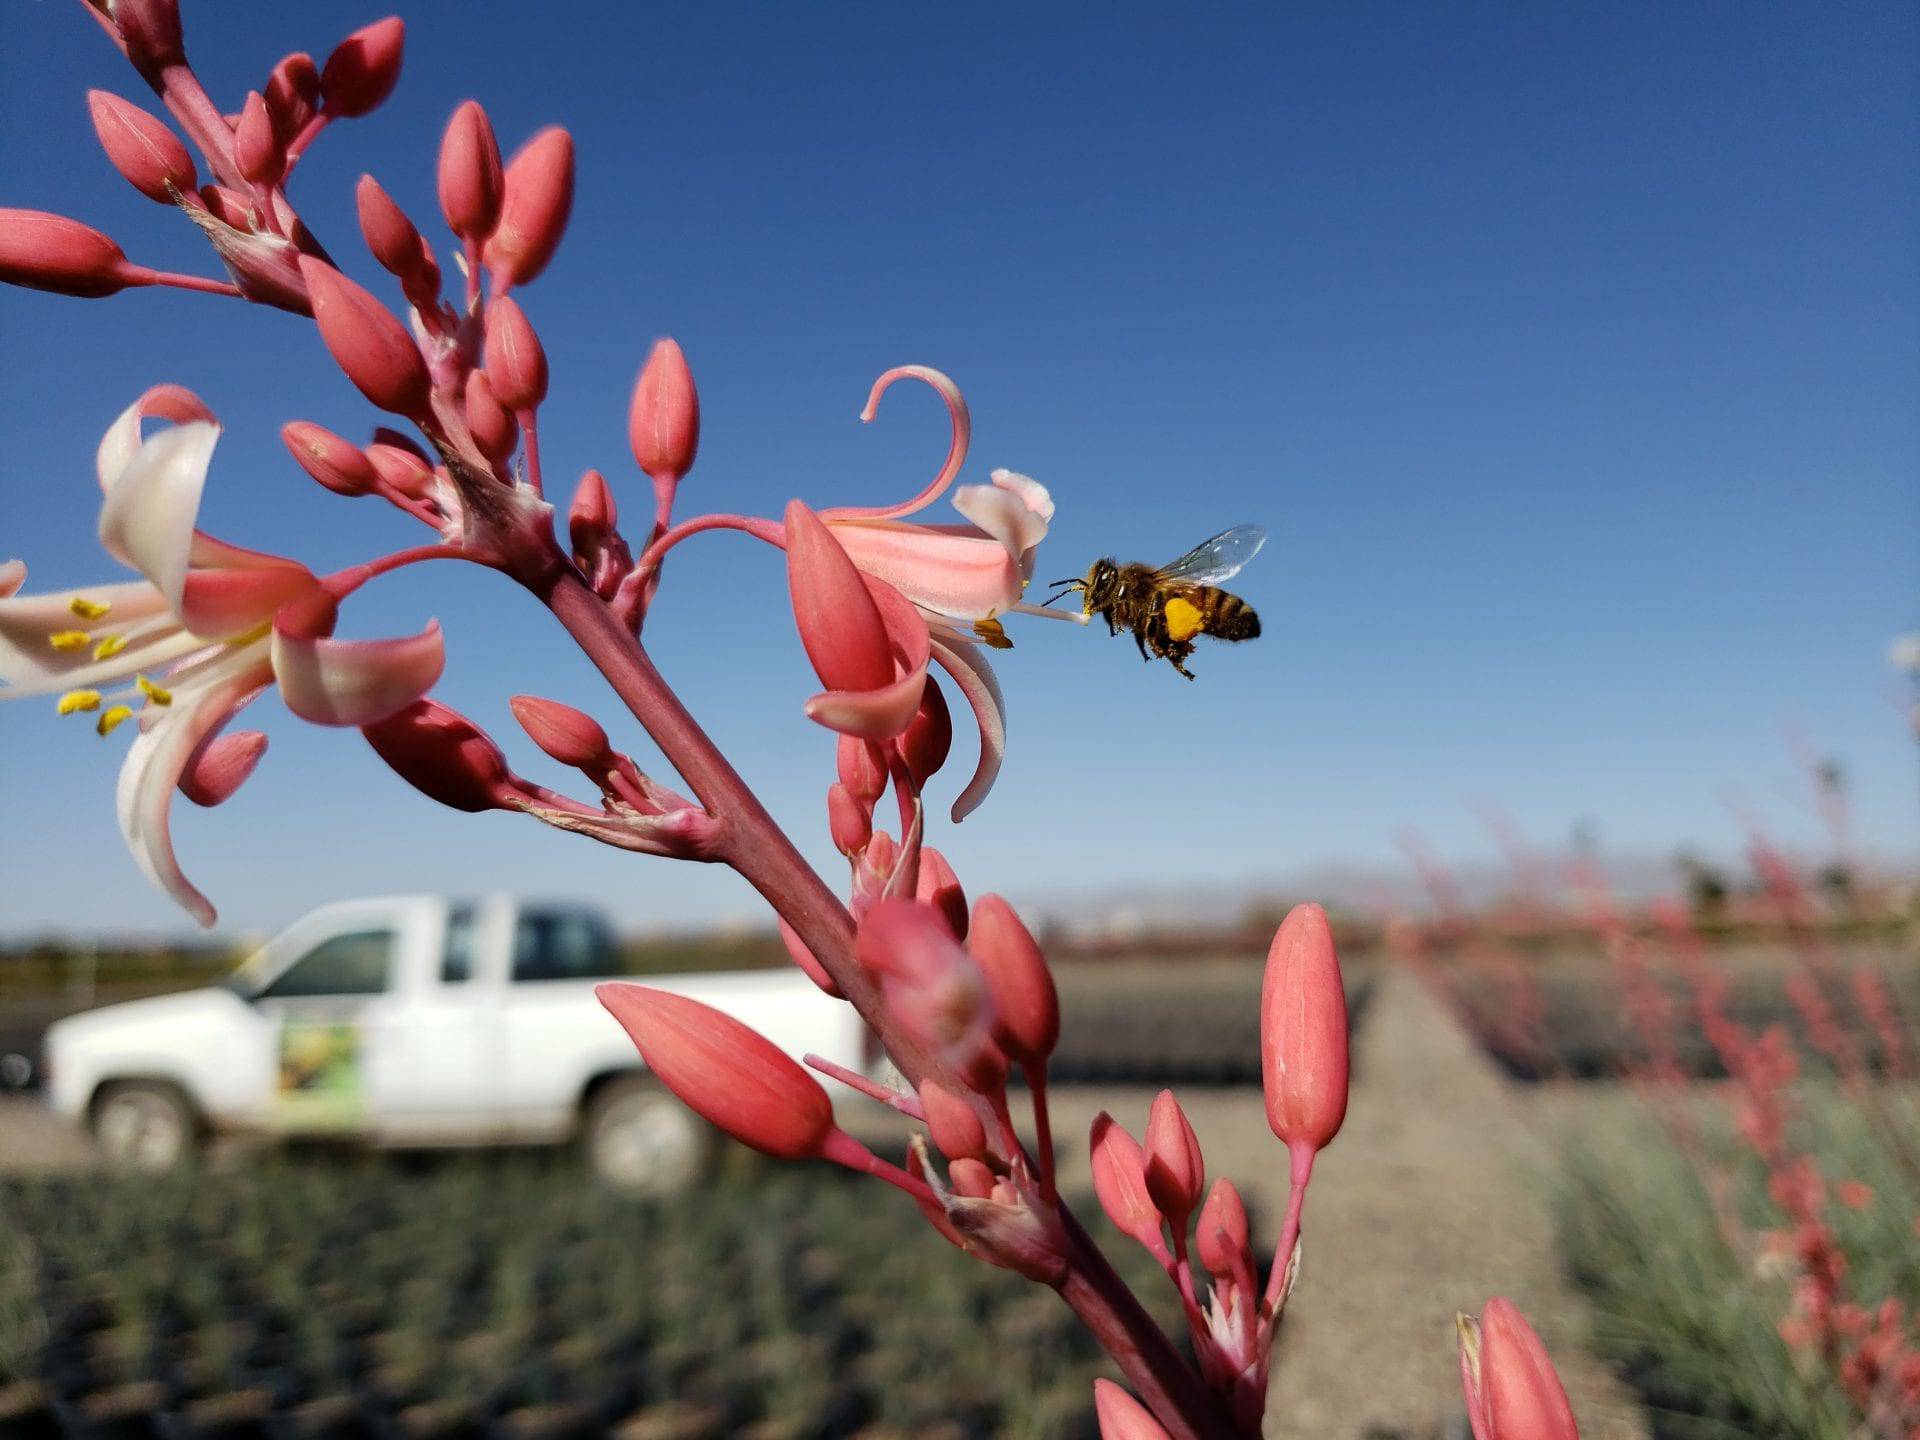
[596,984,835,1159]
[298,257,429,416]
[281,420,375,496]
[86,91,195,204]
[947,1156,998,1199]
[567,468,616,556]
[786,501,896,698]
[437,100,503,243]
[509,694,610,769]
[362,699,520,813]
[836,735,889,805]
[482,296,548,410]
[968,894,1059,1069]
[0,209,134,298]
[1089,1112,1165,1250]
[463,369,517,462]
[264,53,321,142]
[364,440,435,500]
[900,677,952,786]
[355,175,439,311]
[628,337,699,483]
[1092,1381,1173,1440]
[828,783,873,856]
[320,17,405,119]
[234,92,284,186]
[858,899,1004,1094]
[1143,1089,1205,1228]
[1261,902,1349,1155]
[197,185,251,230]
[1195,1178,1252,1282]
[178,730,268,808]
[918,1080,988,1162]
[916,846,967,940]
[483,126,574,289]
[778,918,843,999]
[1458,1298,1581,1440]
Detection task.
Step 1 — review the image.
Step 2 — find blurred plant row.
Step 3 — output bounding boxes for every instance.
[0,1155,1173,1440]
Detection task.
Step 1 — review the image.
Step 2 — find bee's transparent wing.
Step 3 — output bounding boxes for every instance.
[1153,525,1267,586]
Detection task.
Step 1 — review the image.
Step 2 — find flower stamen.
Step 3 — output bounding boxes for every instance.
[68,596,112,620]
[48,630,90,652]
[137,675,173,706]
[92,633,128,660]
[57,689,103,715]
[96,705,135,737]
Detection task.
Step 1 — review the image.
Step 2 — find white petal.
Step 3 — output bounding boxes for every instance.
[988,468,1054,522]
[927,626,1006,822]
[97,422,220,611]
[951,480,1051,562]
[0,582,186,695]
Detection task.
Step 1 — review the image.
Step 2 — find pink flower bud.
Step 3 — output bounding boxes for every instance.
[1457,1298,1581,1440]
[595,983,835,1160]
[361,699,521,813]
[437,100,503,243]
[264,53,321,141]
[836,736,889,803]
[916,846,968,940]
[87,91,195,204]
[1089,1112,1165,1250]
[178,730,268,809]
[827,783,872,855]
[778,918,842,999]
[918,1080,988,1162]
[900,676,953,786]
[1195,1178,1251,1282]
[321,17,405,119]
[113,0,185,79]
[968,894,1059,1069]
[281,420,375,496]
[858,899,1004,1094]
[628,337,699,483]
[364,441,434,500]
[568,468,617,555]
[298,258,429,416]
[947,1156,997,1199]
[463,369,517,462]
[1092,1380,1172,1440]
[482,296,548,410]
[1261,902,1349,1154]
[509,694,610,769]
[785,500,896,696]
[234,92,284,186]
[1143,1089,1205,1230]
[355,176,432,293]
[483,126,574,289]
[0,209,133,298]
[197,184,251,230]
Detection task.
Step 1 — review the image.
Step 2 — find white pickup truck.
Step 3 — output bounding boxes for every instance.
[41,895,875,1190]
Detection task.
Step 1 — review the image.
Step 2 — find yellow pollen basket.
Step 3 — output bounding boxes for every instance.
[136,675,173,707]
[57,689,103,715]
[68,596,112,621]
[92,633,128,661]
[96,705,135,737]
[1163,596,1205,643]
[48,630,90,652]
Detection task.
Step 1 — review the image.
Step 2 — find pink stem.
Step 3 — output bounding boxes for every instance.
[519,409,544,496]
[155,64,245,192]
[1263,1143,1315,1317]
[123,266,244,298]
[821,1128,939,1203]
[533,562,1233,1439]
[1024,1061,1057,1203]
[284,111,331,167]
[324,544,469,599]
[635,510,785,575]
[805,1053,926,1120]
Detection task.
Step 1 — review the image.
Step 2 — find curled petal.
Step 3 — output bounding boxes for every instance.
[0,560,23,598]
[180,561,321,641]
[927,627,1006,821]
[96,385,218,495]
[97,421,220,611]
[951,474,1052,562]
[178,728,268,807]
[828,522,1024,621]
[116,662,272,928]
[824,365,970,522]
[271,617,444,726]
[802,577,931,740]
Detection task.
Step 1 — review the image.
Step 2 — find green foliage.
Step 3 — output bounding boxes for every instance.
[1556,1088,1920,1440]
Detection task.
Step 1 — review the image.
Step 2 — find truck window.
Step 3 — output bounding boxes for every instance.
[256,929,395,999]
[511,912,619,983]
[440,905,477,984]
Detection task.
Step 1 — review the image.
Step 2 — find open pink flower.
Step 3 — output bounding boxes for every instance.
[0,385,443,925]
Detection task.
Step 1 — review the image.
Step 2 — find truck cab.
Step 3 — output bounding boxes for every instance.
[43,895,874,1190]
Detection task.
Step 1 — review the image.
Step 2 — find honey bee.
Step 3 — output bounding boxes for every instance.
[1046,525,1265,680]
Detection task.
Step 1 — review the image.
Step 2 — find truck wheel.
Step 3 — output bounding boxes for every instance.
[584,1076,711,1193]
[91,1081,197,1172]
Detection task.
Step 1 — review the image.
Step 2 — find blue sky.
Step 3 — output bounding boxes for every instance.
[2,2,1914,938]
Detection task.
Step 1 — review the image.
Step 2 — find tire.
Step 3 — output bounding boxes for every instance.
[582,1076,712,1194]
[90,1080,197,1172]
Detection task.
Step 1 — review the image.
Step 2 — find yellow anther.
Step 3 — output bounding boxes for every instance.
[96,705,135,737]
[69,596,112,621]
[48,631,90,652]
[57,689,103,715]
[137,675,173,707]
[971,617,1014,650]
[92,633,128,661]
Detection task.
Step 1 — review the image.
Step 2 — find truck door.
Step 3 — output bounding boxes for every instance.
[375,899,504,1141]
[250,919,406,1136]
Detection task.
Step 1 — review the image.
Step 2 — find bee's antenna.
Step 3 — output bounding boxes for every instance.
[1039,577,1082,609]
